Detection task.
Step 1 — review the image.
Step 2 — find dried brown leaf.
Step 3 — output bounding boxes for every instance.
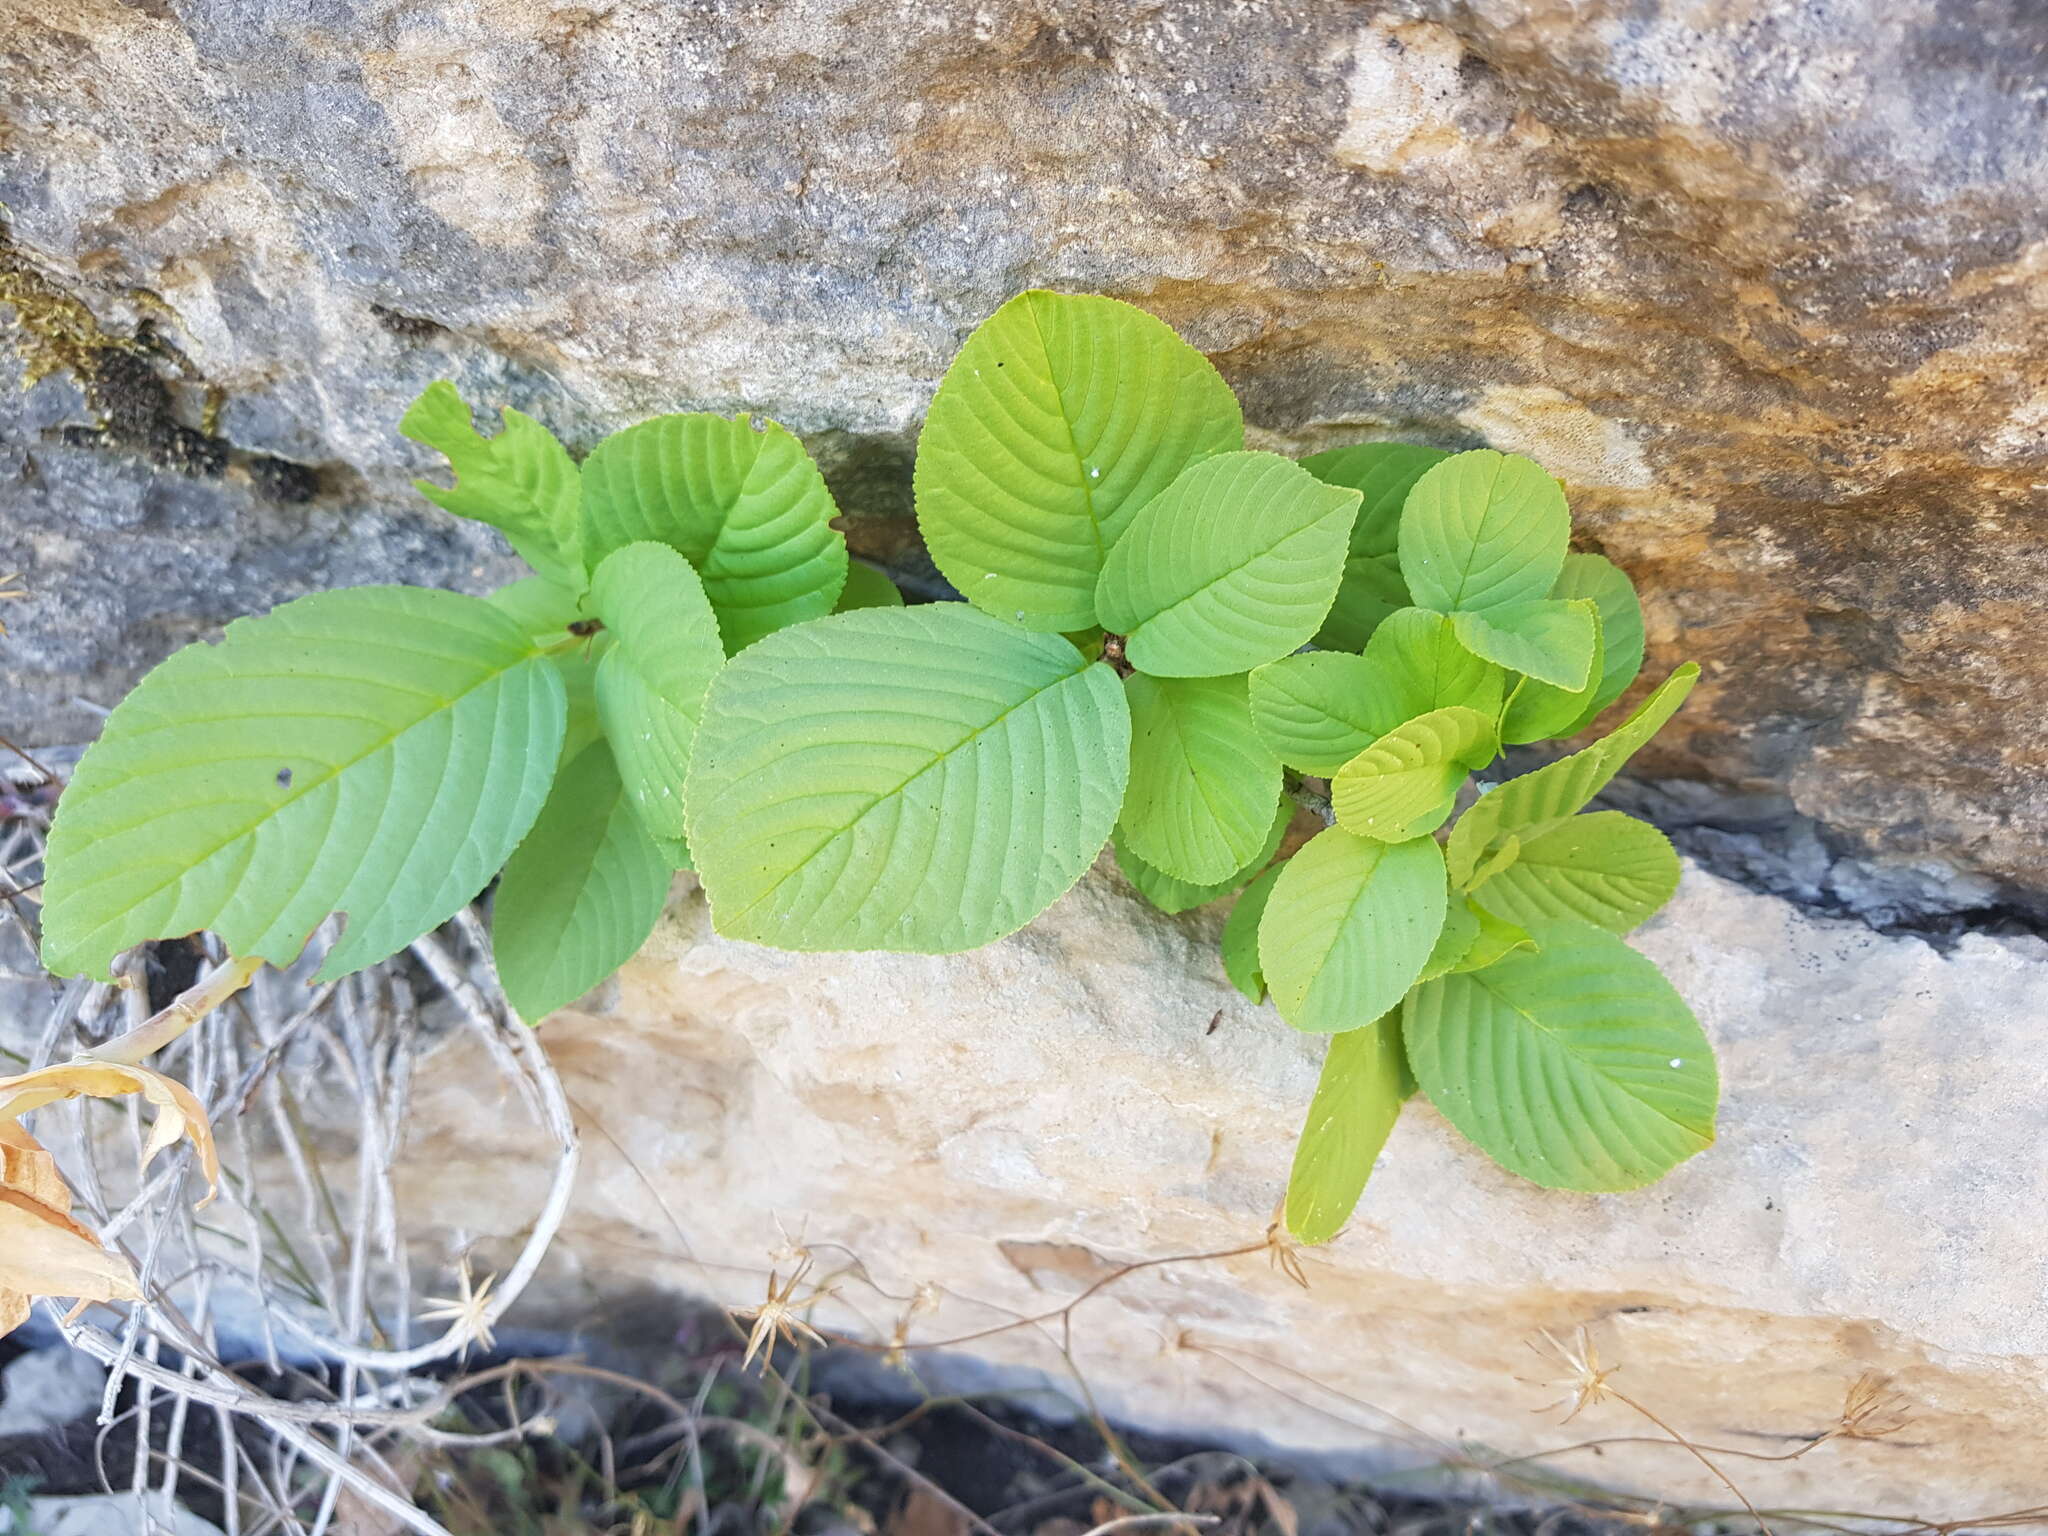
[0,1059,219,1202]
[0,1131,141,1337]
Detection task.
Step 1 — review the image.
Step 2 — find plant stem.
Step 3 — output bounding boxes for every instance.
[83,954,263,1066]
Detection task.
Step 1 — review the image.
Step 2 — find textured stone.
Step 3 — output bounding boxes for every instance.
[393,858,2048,1514]
[2,0,2047,903]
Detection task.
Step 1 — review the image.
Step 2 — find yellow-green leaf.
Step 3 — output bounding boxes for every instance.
[684,605,1129,952]
[1097,452,1360,678]
[1473,810,1680,933]
[1398,449,1569,616]
[1258,828,1447,1035]
[41,588,566,983]
[1404,921,1717,1190]
[1329,706,1497,843]
[914,290,1243,632]
[1285,1016,1411,1244]
[580,413,847,652]
[1447,664,1698,885]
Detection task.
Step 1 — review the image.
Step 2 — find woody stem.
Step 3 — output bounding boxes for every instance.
[83,954,264,1067]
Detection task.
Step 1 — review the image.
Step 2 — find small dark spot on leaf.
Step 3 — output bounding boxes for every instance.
[276,767,293,787]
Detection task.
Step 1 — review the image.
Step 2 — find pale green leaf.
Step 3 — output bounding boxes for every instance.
[486,576,585,639]
[1464,835,1522,892]
[1246,653,1411,776]
[1221,862,1284,1003]
[835,561,905,611]
[1300,442,1449,650]
[1417,900,1481,983]
[493,739,672,1024]
[553,648,604,767]
[487,580,600,764]
[1330,707,1496,843]
[1118,674,1280,883]
[914,290,1243,631]
[1501,604,1604,743]
[402,383,583,588]
[1285,1016,1411,1245]
[1553,552,1647,733]
[589,543,726,845]
[1362,608,1507,720]
[684,605,1129,952]
[1113,795,1290,915]
[1258,828,1447,1035]
[1318,554,1409,654]
[1473,810,1679,932]
[1404,921,1718,1190]
[1450,903,1536,973]
[579,413,847,652]
[1097,452,1361,677]
[1398,449,1569,616]
[1447,664,1698,884]
[41,588,566,982]
[1451,599,1597,690]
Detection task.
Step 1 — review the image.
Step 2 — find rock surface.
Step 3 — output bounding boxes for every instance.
[4,0,2048,906]
[392,857,2048,1515]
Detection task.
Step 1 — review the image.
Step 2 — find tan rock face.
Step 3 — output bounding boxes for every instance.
[391,861,2048,1514]
[2,1,2046,903]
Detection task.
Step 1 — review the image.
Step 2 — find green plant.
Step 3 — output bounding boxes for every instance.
[37,290,1714,1245]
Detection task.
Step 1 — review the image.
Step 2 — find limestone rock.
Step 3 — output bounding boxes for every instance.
[2,1,2046,902]
[393,859,2048,1514]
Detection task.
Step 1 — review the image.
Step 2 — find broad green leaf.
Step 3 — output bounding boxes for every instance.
[1285,1016,1411,1244]
[1451,599,1597,690]
[1363,608,1507,720]
[553,649,604,767]
[1258,828,1447,1035]
[579,413,847,652]
[1398,449,1569,616]
[684,605,1129,952]
[492,740,672,1024]
[1300,442,1449,650]
[914,290,1243,632]
[1118,675,1279,883]
[488,579,601,763]
[1097,452,1361,677]
[1113,795,1290,915]
[41,588,566,982]
[402,382,583,589]
[1447,664,1698,884]
[1404,921,1718,1190]
[588,543,726,845]
[1553,552,1645,731]
[1464,835,1522,892]
[1417,899,1481,983]
[1319,553,1408,654]
[1221,863,1283,1003]
[487,576,584,639]
[836,561,905,611]
[1246,653,1410,776]
[1330,707,1496,843]
[1472,811,1679,933]
[1501,604,1604,743]
[1450,903,1536,973]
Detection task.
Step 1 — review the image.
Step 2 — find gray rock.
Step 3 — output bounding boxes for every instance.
[2,0,2045,906]
[0,1493,222,1536]
[389,858,2048,1515]
[0,1346,104,1438]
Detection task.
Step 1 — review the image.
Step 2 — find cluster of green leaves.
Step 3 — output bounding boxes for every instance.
[37,388,883,1024]
[37,289,1715,1245]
